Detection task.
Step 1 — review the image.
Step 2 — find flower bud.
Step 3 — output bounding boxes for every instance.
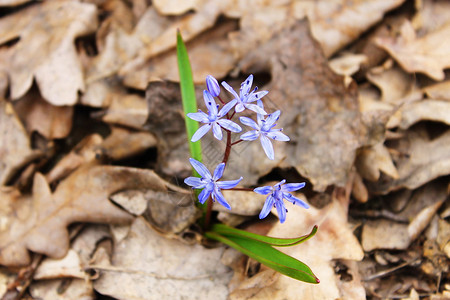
[206,75,220,97]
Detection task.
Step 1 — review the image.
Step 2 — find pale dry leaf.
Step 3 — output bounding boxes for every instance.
[230,0,405,60]
[352,171,369,203]
[398,99,450,129]
[362,220,410,251]
[0,99,42,185]
[329,53,368,76]
[367,62,418,104]
[412,0,450,35]
[375,20,450,81]
[101,94,148,129]
[355,142,399,181]
[0,165,169,266]
[29,278,95,300]
[0,1,98,105]
[367,127,450,194]
[13,88,74,139]
[424,80,450,101]
[239,20,365,191]
[120,0,224,77]
[0,0,30,6]
[45,134,103,184]
[231,196,365,299]
[123,19,238,89]
[153,0,199,15]
[34,249,85,280]
[93,217,232,300]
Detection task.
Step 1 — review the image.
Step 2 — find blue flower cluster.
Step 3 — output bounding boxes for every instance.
[184,75,309,223]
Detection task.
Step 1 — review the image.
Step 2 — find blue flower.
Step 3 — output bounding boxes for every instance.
[221,74,268,114]
[254,180,309,223]
[187,90,241,142]
[184,158,243,209]
[206,75,220,97]
[239,102,290,160]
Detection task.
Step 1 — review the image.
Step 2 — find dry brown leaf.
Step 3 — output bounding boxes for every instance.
[356,142,399,181]
[100,94,148,129]
[367,61,418,104]
[367,126,450,194]
[0,99,41,185]
[123,19,238,89]
[412,0,450,35]
[13,88,74,139]
[0,1,97,105]
[0,165,170,266]
[239,20,365,191]
[231,196,365,299]
[398,99,450,129]
[93,217,232,300]
[153,0,199,15]
[29,278,94,300]
[424,80,450,101]
[375,20,450,81]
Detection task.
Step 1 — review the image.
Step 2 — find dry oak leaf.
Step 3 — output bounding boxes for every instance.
[0,165,170,267]
[93,217,232,300]
[375,20,450,81]
[0,98,41,185]
[0,1,97,105]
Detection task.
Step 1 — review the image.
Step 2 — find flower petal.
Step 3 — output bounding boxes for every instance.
[218,99,237,117]
[212,187,231,210]
[254,186,272,195]
[260,134,275,160]
[240,74,253,96]
[263,110,281,129]
[198,184,213,204]
[275,198,287,223]
[240,130,259,141]
[239,117,259,130]
[282,182,306,192]
[221,81,240,100]
[187,111,209,123]
[235,102,245,113]
[191,124,211,142]
[217,177,242,189]
[206,75,220,97]
[203,90,218,116]
[259,194,274,219]
[245,103,267,115]
[213,163,225,180]
[184,177,206,188]
[247,90,269,102]
[283,193,309,209]
[212,122,223,140]
[267,130,290,141]
[188,158,212,179]
[217,119,242,133]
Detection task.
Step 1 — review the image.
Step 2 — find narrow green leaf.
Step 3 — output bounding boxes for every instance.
[210,224,317,247]
[176,30,202,170]
[205,232,319,284]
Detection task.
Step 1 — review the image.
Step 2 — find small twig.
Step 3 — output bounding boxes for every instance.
[363,258,421,281]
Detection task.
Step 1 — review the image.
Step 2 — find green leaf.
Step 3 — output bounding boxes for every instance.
[205,231,319,284]
[210,224,317,247]
[176,30,202,172]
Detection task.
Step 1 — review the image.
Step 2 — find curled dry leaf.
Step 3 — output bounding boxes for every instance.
[356,142,399,182]
[0,1,97,105]
[0,165,172,267]
[367,126,450,194]
[153,0,199,15]
[93,217,232,300]
[423,80,450,101]
[13,88,74,139]
[239,20,365,191]
[375,20,450,81]
[412,0,450,35]
[0,99,41,185]
[398,99,450,129]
